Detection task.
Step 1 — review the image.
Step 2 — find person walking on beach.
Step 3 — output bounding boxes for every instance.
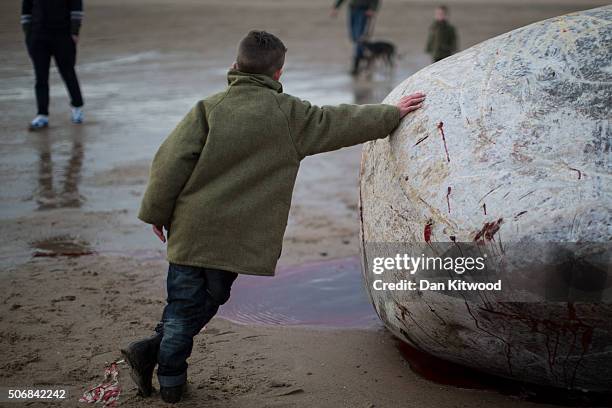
[21,0,85,130]
[121,30,425,404]
[331,0,380,75]
[425,5,458,63]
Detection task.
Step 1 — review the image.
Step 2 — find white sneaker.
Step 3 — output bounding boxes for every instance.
[71,107,84,124]
[29,115,49,130]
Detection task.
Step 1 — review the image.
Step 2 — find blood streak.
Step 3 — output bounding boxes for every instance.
[483,203,487,215]
[473,218,503,243]
[446,187,452,213]
[437,122,450,162]
[424,220,433,243]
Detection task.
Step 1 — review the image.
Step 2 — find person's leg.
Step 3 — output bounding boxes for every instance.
[349,8,368,74]
[199,268,238,325]
[353,9,368,61]
[156,266,237,403]
[349,8,360,44]
[156,263,208,389]
[51,34,84,110]
[348,8,359,74]
[156,267,237,377]
[27,34,52,117]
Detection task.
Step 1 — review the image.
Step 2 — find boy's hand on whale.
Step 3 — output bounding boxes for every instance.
[396,92,426,118]
[153,224,166,243]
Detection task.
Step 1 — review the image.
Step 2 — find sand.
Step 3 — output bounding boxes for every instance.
[0,0,607,406]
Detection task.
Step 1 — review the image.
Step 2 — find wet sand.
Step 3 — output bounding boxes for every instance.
[0,0,607,406]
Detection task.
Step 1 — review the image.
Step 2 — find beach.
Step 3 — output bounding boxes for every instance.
[0,0,607,406]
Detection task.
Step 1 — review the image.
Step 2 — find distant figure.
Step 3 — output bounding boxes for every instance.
[21,0,85,130]
[426,5,458,63]
[331,0,380,75]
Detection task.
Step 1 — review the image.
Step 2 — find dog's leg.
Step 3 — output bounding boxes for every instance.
[365,57,374,80]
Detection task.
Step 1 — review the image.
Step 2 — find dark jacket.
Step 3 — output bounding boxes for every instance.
[21,0,83,35]
[138,70,400,276]
[334,0,379,11]
[426,20,457,61]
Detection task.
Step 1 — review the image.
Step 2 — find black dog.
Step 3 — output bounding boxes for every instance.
[359,40,397,74]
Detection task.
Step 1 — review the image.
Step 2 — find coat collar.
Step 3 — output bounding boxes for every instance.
[227,69,283,93]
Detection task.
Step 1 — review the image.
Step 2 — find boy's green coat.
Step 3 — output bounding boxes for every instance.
[138,70,400,276]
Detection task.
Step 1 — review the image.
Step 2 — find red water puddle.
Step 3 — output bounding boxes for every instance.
[219,256,380,329]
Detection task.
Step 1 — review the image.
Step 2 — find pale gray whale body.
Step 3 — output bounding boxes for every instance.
[360,6,611,391]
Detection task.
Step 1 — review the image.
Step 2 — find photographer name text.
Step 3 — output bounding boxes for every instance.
[372,279,502,291]
[370,254,501,292]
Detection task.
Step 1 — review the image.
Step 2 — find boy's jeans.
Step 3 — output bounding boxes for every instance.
[154,263,238,387]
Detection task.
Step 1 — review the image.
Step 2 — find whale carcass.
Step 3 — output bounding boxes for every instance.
[359,7,611,391]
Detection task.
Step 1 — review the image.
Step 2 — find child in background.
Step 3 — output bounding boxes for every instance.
[426,5,458,63]
[122,30,425,404]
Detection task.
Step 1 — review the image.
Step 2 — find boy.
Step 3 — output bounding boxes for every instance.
[425,5,458,63]
[21,0,85,129]
[122,30,425,404]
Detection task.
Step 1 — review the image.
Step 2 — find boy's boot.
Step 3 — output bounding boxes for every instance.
[160,384,185,404]
[121,332,162,397]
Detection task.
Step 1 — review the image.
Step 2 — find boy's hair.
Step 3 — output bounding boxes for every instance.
[236,30,287,77]
[437,5,448,13]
